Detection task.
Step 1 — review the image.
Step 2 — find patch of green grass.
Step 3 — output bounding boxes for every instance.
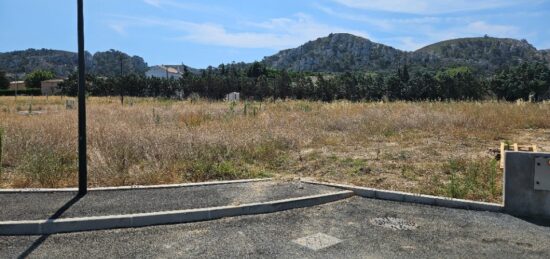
[17,151,77,187]
[173,138,290,182]
[443,158,501,202]
[180,158,271,182]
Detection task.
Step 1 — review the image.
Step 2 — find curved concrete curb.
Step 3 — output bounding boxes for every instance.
[302,180,503,212]
[0,190,353,235]
[0,178,272,193]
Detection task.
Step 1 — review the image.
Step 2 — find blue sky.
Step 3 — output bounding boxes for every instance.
[1,0,549,68]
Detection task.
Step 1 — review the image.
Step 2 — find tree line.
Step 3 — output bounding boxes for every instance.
[15,61,550,102]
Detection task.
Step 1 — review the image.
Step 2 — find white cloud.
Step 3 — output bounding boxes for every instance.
[316,2,524,51]
[315,4,481,31]
[331,0,529,14]
[108,14,369,49]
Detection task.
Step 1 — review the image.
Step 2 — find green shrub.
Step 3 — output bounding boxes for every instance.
[24,70,55,88]
[18,152,77,187]
[443,158,501,201]
[0,88,42,96]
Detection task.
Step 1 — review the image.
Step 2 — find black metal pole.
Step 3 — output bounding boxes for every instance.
[77,0,87,195]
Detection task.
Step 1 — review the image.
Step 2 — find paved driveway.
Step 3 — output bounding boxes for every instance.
[2,196,549,258]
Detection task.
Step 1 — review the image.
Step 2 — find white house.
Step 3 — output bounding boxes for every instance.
[145,65,182,79]
[225,92,240,101]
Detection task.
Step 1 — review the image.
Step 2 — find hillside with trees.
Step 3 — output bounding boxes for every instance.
[2,33,550,102]
[262,33,549,74]
[0,48,147,77]
[262,33,406,72]
[0,49,92,77]
[415,36,545,73]
[2,34,548,78]
[90,50,148,77]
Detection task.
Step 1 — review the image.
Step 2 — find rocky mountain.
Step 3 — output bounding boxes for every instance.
[2,34,548,77]
[0,48,147,78]
[0,49,92,78]
[262,33,548,73]
[415,36,545,72]
[262,33,406,72]
[91,49,148,77]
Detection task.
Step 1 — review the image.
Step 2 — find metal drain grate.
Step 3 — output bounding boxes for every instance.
[370,217,417,230]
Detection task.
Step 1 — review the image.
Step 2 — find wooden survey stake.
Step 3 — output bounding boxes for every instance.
[500,142,538,169]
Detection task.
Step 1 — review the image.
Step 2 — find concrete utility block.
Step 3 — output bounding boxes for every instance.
[504,152,550,221]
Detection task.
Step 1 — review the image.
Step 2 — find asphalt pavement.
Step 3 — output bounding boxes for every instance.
[0,180,340,221]
[1,196,549,258]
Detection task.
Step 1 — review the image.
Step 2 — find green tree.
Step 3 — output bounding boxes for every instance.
[247,62,267,78]
[0,71,10,89]
[58,72,96,96]
[436,66,485,100]
[276,69,292,99]
[491,62,550,101]
[403,71,439,100]
[385,74,402,100]
[24,70,55,88]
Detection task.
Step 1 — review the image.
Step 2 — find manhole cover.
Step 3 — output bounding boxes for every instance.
[370,217,417,230]
[292,233,342,251]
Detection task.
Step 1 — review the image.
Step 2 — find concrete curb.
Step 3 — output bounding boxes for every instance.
[301,180,503,212]
[0,190,353,235]
[0,178,272,193]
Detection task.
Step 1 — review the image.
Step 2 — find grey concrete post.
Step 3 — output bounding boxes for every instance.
[504,152,550,222]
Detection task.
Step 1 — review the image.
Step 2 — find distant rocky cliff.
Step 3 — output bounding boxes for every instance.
[0,49,147,77]
[262,33,548,73]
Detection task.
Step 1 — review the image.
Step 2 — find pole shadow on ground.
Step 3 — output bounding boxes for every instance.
[17,194,85,259]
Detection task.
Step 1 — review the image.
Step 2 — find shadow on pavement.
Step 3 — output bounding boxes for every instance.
[516,216,550,227]
[18,194,85,259]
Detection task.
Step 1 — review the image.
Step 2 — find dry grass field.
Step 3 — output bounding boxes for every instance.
[1,96,550,203]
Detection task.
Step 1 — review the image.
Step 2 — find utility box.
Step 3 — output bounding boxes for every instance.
[504,152,550,222]
[534,156,550,191]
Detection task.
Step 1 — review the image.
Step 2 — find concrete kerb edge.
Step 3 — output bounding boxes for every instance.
[301,180,503,212]
[0,190,354,235]
[0,178,273,193]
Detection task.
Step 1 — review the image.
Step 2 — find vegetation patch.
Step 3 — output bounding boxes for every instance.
[1,97,548,203]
